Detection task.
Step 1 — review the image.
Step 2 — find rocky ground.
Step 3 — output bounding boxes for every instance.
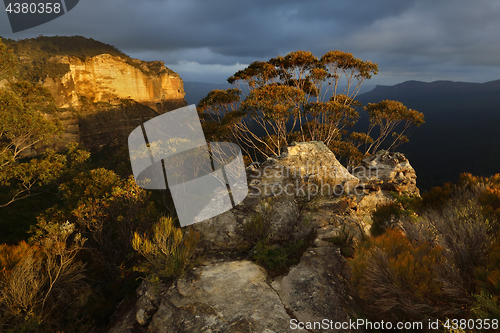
[108,142,419,333]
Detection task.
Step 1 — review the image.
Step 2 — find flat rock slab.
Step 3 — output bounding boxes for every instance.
[148,260,306,333]
[272,245,351,333]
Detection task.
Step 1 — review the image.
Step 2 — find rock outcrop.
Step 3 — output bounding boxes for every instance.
[42,54,185,108]
[190,141,361,252]
[351,150,419,223]
[108,142,420,333]
[353,150,419,195]
[149,261,299,333]
[24,54,187,156]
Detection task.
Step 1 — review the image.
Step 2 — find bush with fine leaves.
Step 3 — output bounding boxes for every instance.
[351,177,500,324]
[132,216,200,280]
[350,229,452,322]
[0,222,89,332]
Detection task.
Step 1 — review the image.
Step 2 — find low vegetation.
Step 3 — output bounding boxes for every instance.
[243,199,314,277]
[132,216,200,280]
[349,174,500,327]
[329,224,355,257]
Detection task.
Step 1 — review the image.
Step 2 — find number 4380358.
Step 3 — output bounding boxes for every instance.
[444,318,499,330]
[5,2,62,14]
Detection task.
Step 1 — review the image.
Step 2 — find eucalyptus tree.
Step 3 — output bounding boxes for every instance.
[197,50,423,165]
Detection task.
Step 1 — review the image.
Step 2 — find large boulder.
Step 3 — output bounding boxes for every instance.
[353,150,419,195]
[253,141,360,197]
[147,260,306,333]
[191,141,360,252]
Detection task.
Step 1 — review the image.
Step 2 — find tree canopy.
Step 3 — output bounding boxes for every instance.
[197,50,424,165]
[0,38,17,81]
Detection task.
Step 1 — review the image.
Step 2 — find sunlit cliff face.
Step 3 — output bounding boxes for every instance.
[41,54,185,108]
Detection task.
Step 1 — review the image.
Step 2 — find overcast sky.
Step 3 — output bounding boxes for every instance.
[1,0,500,85]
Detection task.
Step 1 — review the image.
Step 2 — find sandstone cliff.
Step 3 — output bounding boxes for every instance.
[24,52,187,155]
[42,54,185,109]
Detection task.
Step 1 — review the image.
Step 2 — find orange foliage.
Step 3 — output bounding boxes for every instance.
[0,241,39,277]
[350,229,446,321]
[421,181,454,210]
[460,173,500,220]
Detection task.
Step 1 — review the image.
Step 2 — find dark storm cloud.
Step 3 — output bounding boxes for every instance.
[1,0,499,83]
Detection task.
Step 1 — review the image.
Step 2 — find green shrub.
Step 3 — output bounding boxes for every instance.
[132,216,200,280]
[370,193,421,237]
[471,291,500,320]
[243,198,313,277]
[252,238,310,277]
[244,212,270,243]
[370,201,402,237]
[329,225,355,257]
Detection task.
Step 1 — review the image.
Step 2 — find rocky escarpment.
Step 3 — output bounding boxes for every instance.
[108,142,419,333]
[42,54,185,109]
[23,53,187,156]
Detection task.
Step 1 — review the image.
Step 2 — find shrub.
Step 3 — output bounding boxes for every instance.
[402,189,496,295]
[420,181,455,210]
[243,198,274,243]
[349,229,458,322]
[132,216,200,280]
[35,170,158,276]
[471,291,500,320]
[473,235,500,319]
[370,192,421,237]
[329,225,355,257]
[0,222,88,332]
[252,238,310,278]
[355,181,500,323]
[461,173,500,225]
[370,201,402,237]
[242,198,314,277]
[244,212,270,243]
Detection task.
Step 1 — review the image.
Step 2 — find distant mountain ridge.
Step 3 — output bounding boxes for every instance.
[368,79,500,97]
[356,79,500,190]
